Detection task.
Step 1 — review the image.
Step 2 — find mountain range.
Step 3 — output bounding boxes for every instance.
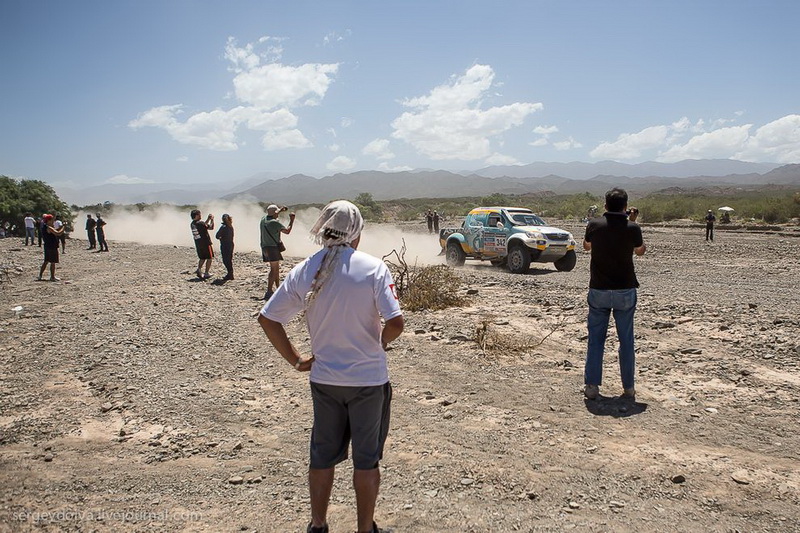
[53,160,798,206]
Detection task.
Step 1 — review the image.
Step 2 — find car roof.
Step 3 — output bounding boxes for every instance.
[469,206,533,213]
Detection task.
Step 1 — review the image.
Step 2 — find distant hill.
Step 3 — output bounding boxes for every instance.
[53,160,798,206]
[230,163,800,204]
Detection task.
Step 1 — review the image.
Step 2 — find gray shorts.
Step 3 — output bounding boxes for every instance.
[309,382,392,470]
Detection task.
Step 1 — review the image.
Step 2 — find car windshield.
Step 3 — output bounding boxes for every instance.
[509,212,546,226]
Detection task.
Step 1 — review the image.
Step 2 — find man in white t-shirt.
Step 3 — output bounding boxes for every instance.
[23,213,36,246]
[258,200,404,533]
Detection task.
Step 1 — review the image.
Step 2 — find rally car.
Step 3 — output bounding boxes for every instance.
[439,207,577,273]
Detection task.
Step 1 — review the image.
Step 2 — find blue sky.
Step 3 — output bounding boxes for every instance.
[2,0,799,188]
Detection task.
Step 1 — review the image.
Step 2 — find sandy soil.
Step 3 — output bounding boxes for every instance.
[1,222,799,532]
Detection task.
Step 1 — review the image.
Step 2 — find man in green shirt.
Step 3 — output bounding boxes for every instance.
[260,204,294,299]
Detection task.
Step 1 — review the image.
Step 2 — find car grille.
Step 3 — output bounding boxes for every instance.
[545,233,569,241]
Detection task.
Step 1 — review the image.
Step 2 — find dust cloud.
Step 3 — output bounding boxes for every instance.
[77,202,444,266]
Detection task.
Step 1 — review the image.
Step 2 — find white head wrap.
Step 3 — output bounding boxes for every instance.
[305,200,364,309]
[309,200,364,247]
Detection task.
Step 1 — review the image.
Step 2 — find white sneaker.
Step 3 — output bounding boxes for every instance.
[584,384,600,400]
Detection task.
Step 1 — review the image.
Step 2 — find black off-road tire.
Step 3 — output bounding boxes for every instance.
[554,249,577,272]
[507,244,531,274]
[446,241,466,267]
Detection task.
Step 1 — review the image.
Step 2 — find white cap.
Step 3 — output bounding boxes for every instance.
[267,204,278,213]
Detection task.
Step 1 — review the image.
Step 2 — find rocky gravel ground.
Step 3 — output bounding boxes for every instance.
[0,222,799,532]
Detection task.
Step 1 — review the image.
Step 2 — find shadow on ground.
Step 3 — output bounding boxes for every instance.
[584,397,648,418]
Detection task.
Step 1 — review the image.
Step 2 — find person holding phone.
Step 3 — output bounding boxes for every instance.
[259,204,294,300]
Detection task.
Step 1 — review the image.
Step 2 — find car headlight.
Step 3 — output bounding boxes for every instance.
[525,231,544,240]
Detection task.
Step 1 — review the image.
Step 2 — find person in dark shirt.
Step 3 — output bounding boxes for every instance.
[433,210,440,233]
[38,214,65,281]
[704,210,716,242]
[95,214,109,252]
[190,209,215,279]
[583,188,646,401]
[85,214,97,249]
[36,216,44,246]
[215,214,235,280]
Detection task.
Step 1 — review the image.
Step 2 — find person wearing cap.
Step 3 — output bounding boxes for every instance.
[259,204,294,299]
[215,213,235,280]
[38,214,65,281]
[704,209,716,242]
[258,200,404,533]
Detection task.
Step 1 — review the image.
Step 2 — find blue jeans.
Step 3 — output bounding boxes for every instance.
[585,288,637,390]
[25,227,35,245]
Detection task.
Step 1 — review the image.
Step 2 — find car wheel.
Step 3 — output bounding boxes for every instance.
[554,250,577,272]
[507,244,531,274]
[446,241,466,266]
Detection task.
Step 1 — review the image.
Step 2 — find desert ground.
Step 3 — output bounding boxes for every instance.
[1,221,799,533]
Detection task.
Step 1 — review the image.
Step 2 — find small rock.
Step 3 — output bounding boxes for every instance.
[704,407,718,414]
[100,402,113,413]
[43,453,54,462]
[442,412,454,420]
[403,503,413,510]
[461,477,474,485]
[228,476,245,485]
[670,474,686,484]
[414,329,426,335]
[731,470,752,485]
[609,500,626,508]
[748,303,758,309]
[466,289,479,295]
[568,501,580,509]
[231,441,243,451]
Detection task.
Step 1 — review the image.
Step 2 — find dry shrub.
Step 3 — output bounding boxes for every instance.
[475,315,568,357]
[383,240,467,312]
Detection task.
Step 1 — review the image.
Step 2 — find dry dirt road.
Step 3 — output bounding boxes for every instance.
[1,222,799,533]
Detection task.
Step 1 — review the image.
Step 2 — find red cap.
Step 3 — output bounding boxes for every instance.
[42,214,54,222]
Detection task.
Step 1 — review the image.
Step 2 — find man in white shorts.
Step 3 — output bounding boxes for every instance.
[258,200,404,533]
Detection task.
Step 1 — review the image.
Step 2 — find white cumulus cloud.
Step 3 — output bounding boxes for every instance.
[553,137,583,151]
[591,125,670,160]
[658,125,751,162]
[377,162,413,172]
[327,155,356,171]
[105,174,154,185]
[533,125,559,135]
[391,64,543,161]
[233,62,338,109]
[130,37,337,153]
[591,114,800,163]
[735,114,800,163]
[362,138,395,160]
[485,153,520,165]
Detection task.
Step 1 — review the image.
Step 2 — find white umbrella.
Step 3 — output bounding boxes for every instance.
[718,206,735,212]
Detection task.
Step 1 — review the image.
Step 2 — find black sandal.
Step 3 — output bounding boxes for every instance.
[306,523,329,533]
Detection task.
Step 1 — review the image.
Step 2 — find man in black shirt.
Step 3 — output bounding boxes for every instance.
[215,214,235,280]
[86,214,97,249]
[704,210,716,241]
[583,188,646,400]
[190,209,214,279]
[95,214,109,252]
